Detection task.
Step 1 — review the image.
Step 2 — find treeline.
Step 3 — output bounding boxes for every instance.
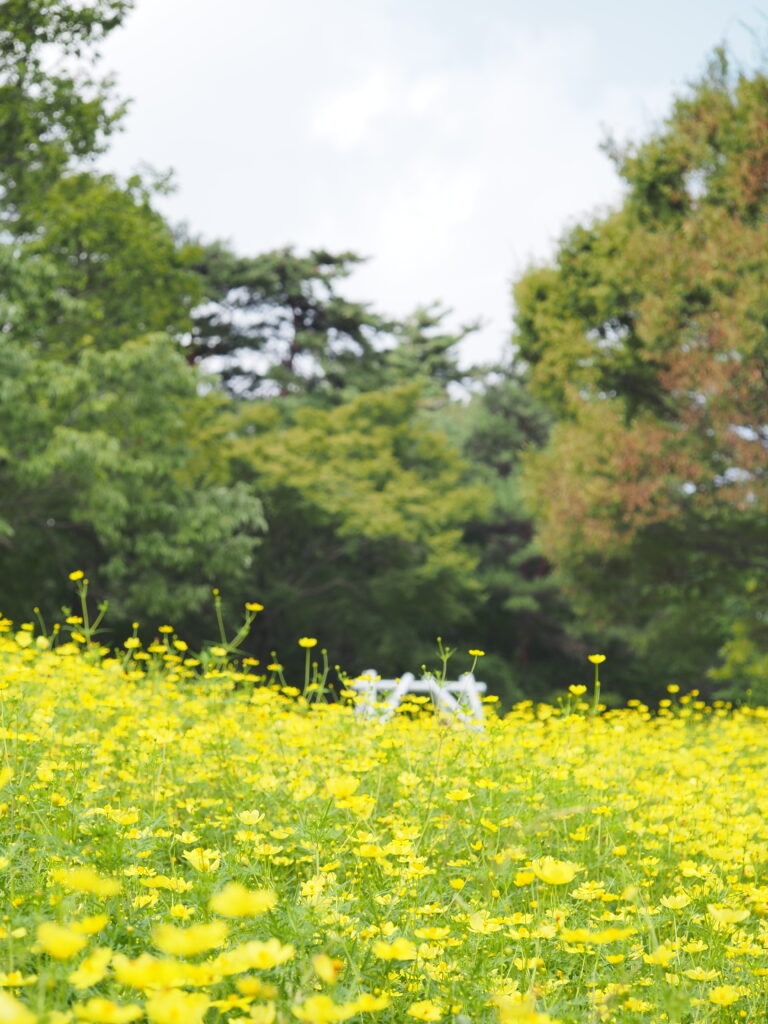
[1,3,766,703]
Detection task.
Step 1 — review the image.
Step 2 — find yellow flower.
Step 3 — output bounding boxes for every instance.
[292,995,355,1022]
[707,904,749,927]
[237,809,265,825]
[152,920,228,956]
[560,927,634,944]
[407,1001,443,1021]
[36,921,88,960]
[414,926,450,940]
[468,649,485,657]
[0,992,36,1024]
[298,637,318,648]
[245,602,264,612]
[248,1006,276,1024]
[372,937,418,960]
[325,775,359,800]
[530,857,582,885]
[68,570,85,581]
[643,944,676,968]
[588,654,606,664]
[0,973,36,988]
[51,867,120,897]
[73,998,142,1023]
[212,938,294,973]
[350,994,389,1013]
[492,994,559,1023]
[111,953,188,991]
[209,646,228,658]
[312,953,340,985]
[568,685,587,696]
[182,847,220,872]
[209,883,276,917]
[660,893,691,910]
[68,948,112,988]
[445,788,472,802]
[468,911,502,934]
[708,985,740,1007]
[145,990,210,1024]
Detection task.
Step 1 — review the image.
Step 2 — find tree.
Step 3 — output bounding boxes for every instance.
[0,305,265,629]
[514,51,768,694]
[4,171,203,355]
[188,242,477,404]
[454,375,585,701]
[0,0,132,229]
[223,385,490,676]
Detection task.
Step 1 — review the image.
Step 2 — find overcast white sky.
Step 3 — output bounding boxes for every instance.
[100,0,759,365]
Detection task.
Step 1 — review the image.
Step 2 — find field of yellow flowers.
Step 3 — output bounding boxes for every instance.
[1,617,767,1024]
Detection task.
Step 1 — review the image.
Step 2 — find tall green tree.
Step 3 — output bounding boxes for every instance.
[455,375,584,701]
[0,0,132,229]
[223,385,490,676]
[188,242,477,403]
[0,306,265,627]
[514,51,768,695]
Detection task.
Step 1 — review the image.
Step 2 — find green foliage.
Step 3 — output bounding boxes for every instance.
[0,0,132,227]
[189,243,475,403]
[6,172,203,353]
[225,385,490,676]
[440,376,587,701]
[0,319,265,628]
[515,50,768,695]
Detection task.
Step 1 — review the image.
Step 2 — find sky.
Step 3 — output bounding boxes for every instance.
[100,0,761,366]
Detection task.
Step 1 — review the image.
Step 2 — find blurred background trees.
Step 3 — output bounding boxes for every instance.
[1,4,766,704]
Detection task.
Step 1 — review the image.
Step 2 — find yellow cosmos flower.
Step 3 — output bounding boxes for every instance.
[245,602,264,612]
[707,904,749,927]
[68,570,85,581]
[407,1001,443,1021]
[73,998,143,1023]
[208,883,277,917]
[68,948,112,988]
[0,992,36,1024]
[350,995,389,1013]
[372,937,418,960]
[587,654,606,664]
[36,921,88,960]
[145,990,210,1024]
[237,809,265,825]
[468,649,485,657]
[708,985,740,1007]
[298,637,318,648]
[560,927,634,944]
[492,994,559,1023]
[530,857,582,885]
[312,953,340,985]
[152,920,228,956]
[182,847,220,872]
[414,926,450,940]
[292,995,355,1022]
[468,911,502,934]
[660,892,691,910]
[51,867,120,897]
[211,938,295,973]
[445,788,472,802]
[324,775,359,800]
[0,973,36,988]
[248,1006,276,1024]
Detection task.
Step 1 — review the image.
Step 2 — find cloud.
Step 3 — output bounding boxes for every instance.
[99,1,691,364]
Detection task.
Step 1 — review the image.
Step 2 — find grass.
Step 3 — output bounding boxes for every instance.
[0,617,767,1023]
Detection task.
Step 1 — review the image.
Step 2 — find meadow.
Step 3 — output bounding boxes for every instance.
[0,613,767,1024]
